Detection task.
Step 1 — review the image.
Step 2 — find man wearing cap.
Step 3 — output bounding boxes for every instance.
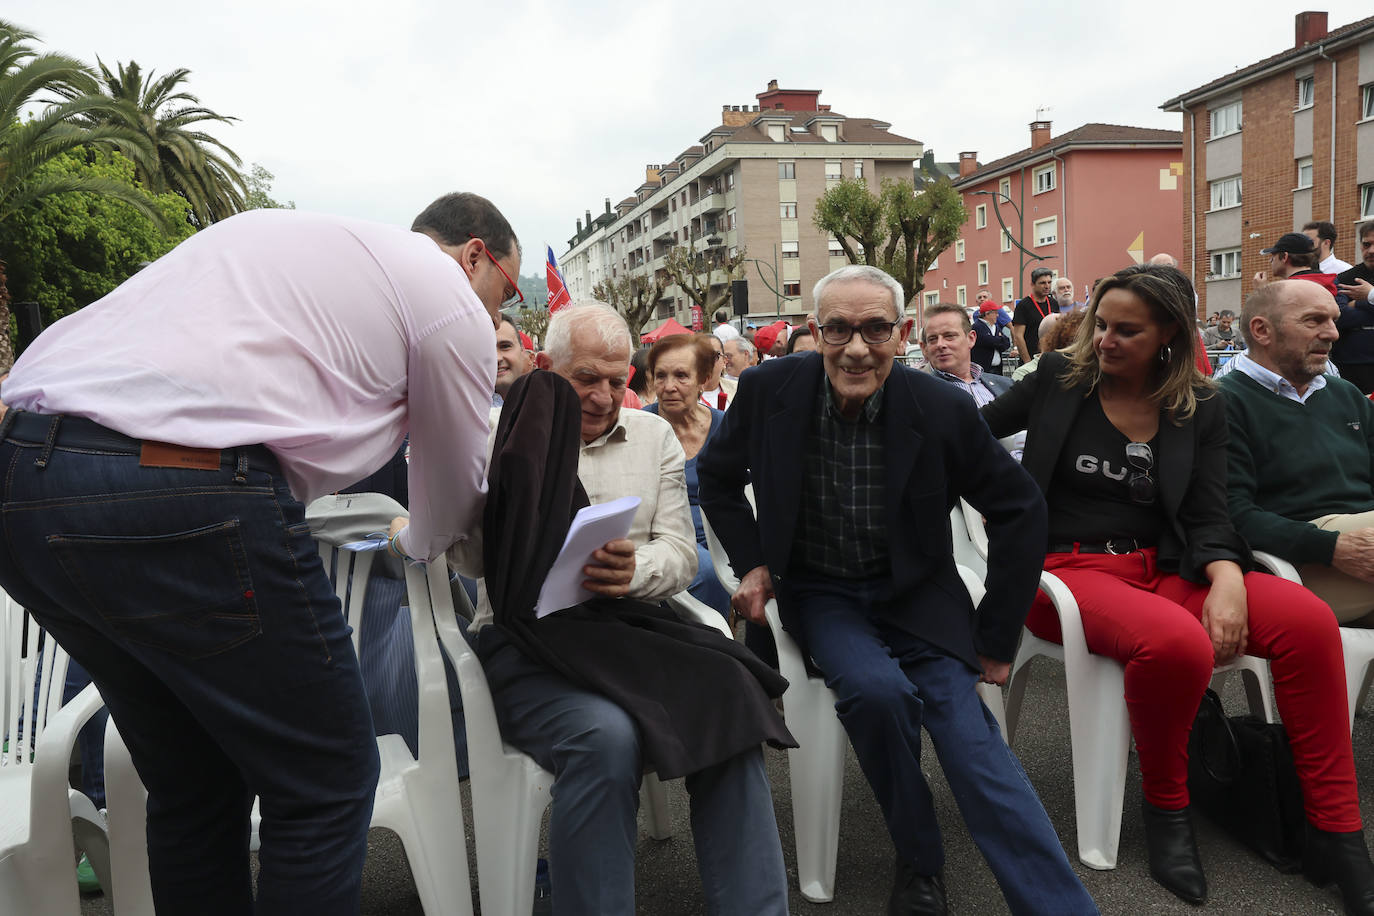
[971,299,1011,375]
[752,321,789,360]
[494,314,536,405]
[1255,232,1341,296]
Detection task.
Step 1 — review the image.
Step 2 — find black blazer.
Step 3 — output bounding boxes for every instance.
[971,319,1010,374]
[979,352,1250,581]
[696,351,1047,669]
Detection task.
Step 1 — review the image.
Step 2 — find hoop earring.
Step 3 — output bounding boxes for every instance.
[1158,345,1172,364]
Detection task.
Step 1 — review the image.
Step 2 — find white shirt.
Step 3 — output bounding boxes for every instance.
[3,209,495,562]
[1231,352,1327,404]
[458,407,697,630]
[1321,253,1353,274]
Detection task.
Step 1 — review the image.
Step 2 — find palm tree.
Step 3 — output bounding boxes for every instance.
[0,19,163,368]
[85,59,246,227]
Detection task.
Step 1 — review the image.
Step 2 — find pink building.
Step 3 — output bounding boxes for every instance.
[920,122,1184,311]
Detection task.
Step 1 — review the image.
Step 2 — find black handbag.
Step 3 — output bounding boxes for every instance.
[1186,688,1306,871]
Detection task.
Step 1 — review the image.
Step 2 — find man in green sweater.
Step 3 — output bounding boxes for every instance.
[1221,279,1374,623]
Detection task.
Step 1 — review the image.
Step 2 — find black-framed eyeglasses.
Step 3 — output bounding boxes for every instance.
[818,321,898,346]
[1125,441,1155,504]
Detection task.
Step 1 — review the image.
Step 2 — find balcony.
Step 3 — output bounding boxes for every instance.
[699,192,726,214]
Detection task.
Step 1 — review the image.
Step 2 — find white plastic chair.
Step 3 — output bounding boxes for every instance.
[0,591,111,916]
[105,516,475,916]
[1252,549,1374,733]
[958,500,1275,870]
[701,508,1003,904]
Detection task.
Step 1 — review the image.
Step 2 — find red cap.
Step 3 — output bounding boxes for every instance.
[977,301,1000,315]
[518,331,534,350]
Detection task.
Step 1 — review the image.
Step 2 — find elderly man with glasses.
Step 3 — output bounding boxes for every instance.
[698,265,1096,916]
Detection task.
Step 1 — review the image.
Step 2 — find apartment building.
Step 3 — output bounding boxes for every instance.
[921,122,1183,311]
[1161,11,1374,314]
[560,80,924,327]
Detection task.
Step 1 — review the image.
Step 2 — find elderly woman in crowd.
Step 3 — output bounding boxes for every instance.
[699,333,736,410]
[644,333,732,618]
[981,264,1374,912]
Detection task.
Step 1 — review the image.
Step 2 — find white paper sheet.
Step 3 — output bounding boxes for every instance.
[534,496,641,618]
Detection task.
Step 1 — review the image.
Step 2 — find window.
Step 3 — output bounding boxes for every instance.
[1297,76,1315,109]
[999,177,1011,199]
[975,204,987,229]
[955,239,965,262]
[670,198,676,212]
[726,208,736,230]
[1297,157,1313,189]
[820,124,838,142]
[1362,184,1374,220]
[1363,84,1374,120]
[825,160,842,180]
[1033,216,1058,247]
[681,191,687,206]
[977,260,989,285]
[781,241,799,258]
[1000,229,1012,253]
[778,161,795,180]
[828,239,844,257]
[780,202,797,219]
[767,123,784,142]
[1001,278,1014,302]
[1210,176,1242,210]
[782,281,801,297]
[956,285,967,306]
[1033,163,1056,194]
[853,161,864,179]
[923,291,940,308]
[1210,248,1242,279]
[725,170,735,190]
[1210,100,1242,138]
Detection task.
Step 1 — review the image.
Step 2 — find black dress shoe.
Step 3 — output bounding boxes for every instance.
[888,857,947,915]
[1141,800,1207,905]
[1304,823,1374,914]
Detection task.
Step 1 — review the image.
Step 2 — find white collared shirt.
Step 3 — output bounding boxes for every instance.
[1232,352,1327,404]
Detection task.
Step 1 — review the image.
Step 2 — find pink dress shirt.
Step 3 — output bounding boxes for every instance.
[3,209,494,562]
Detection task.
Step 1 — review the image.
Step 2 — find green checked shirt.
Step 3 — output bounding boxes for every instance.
[791,376,889,579]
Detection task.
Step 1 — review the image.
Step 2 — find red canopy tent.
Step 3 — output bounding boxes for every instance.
[639,318,692,343]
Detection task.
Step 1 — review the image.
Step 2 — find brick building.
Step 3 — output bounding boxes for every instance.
[559,81,923,328]
[1161,11,1374,314]
[920,122,1183,311]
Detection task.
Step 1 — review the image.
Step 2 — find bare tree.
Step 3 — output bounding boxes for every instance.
[661,244,747,319]
[592,273,665,340]
[515,309,550,348]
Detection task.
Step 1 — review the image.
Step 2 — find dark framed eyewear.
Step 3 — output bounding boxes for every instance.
[1125,441,1155,504]
[818,321,898,346]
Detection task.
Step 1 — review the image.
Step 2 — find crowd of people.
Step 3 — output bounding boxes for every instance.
[8,193,1374,916]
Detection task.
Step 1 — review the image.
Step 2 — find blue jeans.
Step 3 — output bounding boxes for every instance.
[0,423,380,915]
[477,628,789,916]
[792,574,1097,916]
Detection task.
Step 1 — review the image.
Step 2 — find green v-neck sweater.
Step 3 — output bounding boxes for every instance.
[1221,369,1374,565]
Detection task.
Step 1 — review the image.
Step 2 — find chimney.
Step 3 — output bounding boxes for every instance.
[585,209,592,227]
[1295,11,1328,47]
[575,218,583,234]
[604,198,612,214]
[767,79,778,90]
[1030,120,1052,149]
[958,151,979,178]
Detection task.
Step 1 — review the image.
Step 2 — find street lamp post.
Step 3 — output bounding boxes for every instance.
[971,189,1052,300]
[743,244,793,320]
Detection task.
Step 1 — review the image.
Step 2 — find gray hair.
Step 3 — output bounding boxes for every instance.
[544,300,632,368]
[812,265,904,322]
[725,336,756,359]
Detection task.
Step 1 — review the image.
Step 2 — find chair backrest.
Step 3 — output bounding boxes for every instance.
[306,491,408,657]
[319,547,377,657]
[399,558,461,769]
[1,590,70,770]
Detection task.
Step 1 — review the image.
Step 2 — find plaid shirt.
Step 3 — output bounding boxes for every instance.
[791,376,889,578]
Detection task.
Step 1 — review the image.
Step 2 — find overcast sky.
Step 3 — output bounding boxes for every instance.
[10,1,1371,278]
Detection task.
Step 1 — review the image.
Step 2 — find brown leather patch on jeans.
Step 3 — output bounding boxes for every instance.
[139,441,222,470]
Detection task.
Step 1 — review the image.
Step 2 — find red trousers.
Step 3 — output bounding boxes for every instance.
[1027,547,1360,830]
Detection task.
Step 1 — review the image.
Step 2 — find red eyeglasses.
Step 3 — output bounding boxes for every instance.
[468,234,524,306]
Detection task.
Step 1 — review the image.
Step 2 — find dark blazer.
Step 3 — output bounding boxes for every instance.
[979,351,1250,581]
[970,319,1010,374]
[696,351,1047,669]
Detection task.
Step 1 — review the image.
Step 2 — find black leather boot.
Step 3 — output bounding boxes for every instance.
[1304,823,1374,915]
[1142,800,1207,905]
[888,857,947,915]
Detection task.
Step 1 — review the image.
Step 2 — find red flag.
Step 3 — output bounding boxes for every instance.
[546,245,572,313]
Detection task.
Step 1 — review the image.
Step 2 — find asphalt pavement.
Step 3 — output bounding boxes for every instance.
[80,662,1370,915]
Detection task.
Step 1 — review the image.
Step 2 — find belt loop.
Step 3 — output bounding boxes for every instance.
[34,415,61,469]
[0,408,18,444]
[234,447,249,484]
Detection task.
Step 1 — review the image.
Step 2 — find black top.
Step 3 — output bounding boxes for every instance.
[1048,394,1163,545]
[1013,294,1058,355]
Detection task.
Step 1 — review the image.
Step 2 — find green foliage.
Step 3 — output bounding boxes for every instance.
[813,176,967,308]
[243,163,294,210]
[2,147,193,324]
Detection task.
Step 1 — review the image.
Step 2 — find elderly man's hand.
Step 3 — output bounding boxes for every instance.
[1333,529,1374,584]
[977,655,1010,686]
[732,565,775,625]
[583,538,636,597]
